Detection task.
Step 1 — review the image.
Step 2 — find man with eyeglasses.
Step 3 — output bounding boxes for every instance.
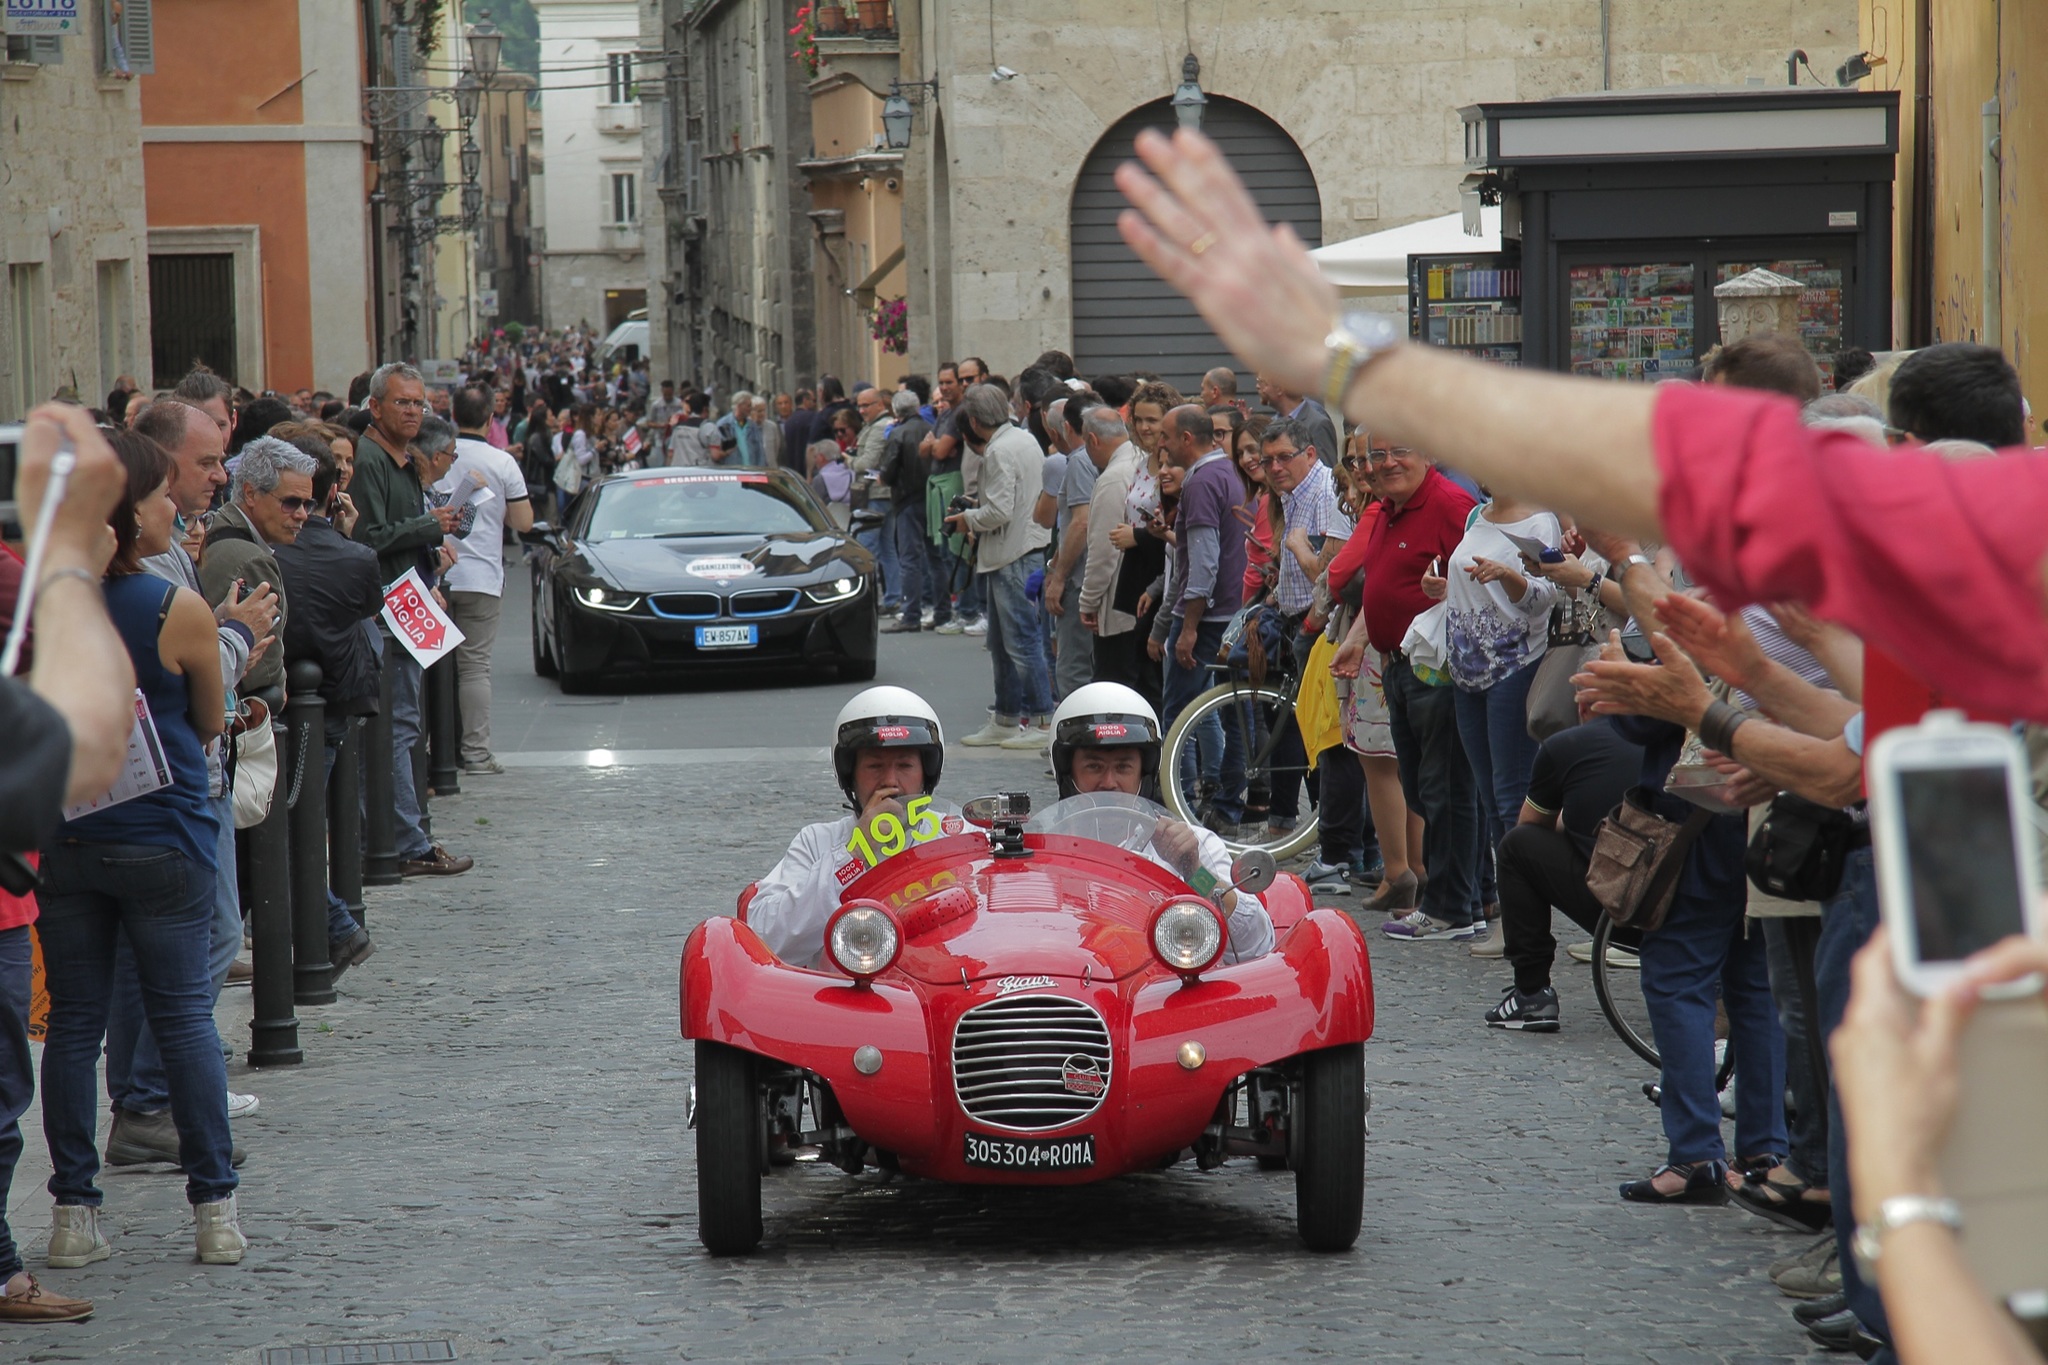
[352,363,473,878]
[1260,418,1352,854]
[196,436,317,697]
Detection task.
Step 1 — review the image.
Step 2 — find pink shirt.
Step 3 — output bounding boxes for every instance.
[1653,384,2048,722]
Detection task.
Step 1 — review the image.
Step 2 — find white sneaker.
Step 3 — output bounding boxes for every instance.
[933,618,967,636]
[1467,926,1505,958]
[962,617,988,637]
[194,1193,247,1265]
[1566,940,1640,969]
[999,723,1052,750]
[959,716,1022,747]
[226,1091,260,1120]
[920,608,936,626]
[47,1205,111,1268]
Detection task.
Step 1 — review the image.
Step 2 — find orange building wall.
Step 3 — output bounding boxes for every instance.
[143,143,314,391]
[139,0,304,128]
[139,0,314,391]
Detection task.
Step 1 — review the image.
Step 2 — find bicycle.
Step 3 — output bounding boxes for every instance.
[1159,604,1321,861]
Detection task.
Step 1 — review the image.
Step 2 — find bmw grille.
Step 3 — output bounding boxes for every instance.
[951,995,1113,1131]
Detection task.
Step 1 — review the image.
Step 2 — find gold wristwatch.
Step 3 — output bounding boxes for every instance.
[1321,311,1405,415]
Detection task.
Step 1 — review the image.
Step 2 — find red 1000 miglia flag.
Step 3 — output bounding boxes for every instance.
[380,567,467,666]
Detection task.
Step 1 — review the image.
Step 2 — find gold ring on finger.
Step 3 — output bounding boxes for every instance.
[1189,231,1218,256]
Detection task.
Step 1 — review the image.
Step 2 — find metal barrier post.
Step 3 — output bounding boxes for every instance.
[428,653,462,795]
[329,713,366,931]
[285,662,336,1006]
[363,642,400,885]
[246,713,302,1066]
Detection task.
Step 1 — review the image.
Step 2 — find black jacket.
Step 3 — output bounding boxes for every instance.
[879,416,932,505]
[274,516,385,715]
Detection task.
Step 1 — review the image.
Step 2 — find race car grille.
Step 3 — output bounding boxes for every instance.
[648,592,720,619]
[951,995,1112,1132]
[729,588,800,617]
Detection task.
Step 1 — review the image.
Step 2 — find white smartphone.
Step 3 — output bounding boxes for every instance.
[1867,711,2045,996]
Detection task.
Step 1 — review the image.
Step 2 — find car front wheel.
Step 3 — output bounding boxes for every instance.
[1293,1043,1365,1252]
[694,1040,764,1255]
[530,578,558,678]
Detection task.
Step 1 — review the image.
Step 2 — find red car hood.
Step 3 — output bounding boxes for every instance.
[843,834,1188,987]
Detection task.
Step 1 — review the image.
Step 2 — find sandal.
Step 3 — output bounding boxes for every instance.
[1620,1159,1730,1205]
[1733,1165,1835,1232]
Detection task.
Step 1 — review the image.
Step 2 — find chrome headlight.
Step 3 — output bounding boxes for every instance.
[572,585,641,612]
[1151,900,1226,977]
[805,574,864,604]
[826,901,901,980]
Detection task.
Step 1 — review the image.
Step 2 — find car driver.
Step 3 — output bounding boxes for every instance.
[748,686,948,968]
[1050,683,1275,964]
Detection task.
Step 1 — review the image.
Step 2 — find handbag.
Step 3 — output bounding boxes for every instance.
[552,447,583,495]
[1525,641,1597,742]
[228,697,276,830]
[1547,590,1600,648]
[1745,794,1864,902]
[1400,600,1453,687]
[1586,786,1715,932]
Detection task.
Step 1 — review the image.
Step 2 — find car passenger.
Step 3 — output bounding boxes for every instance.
[1050,683,1275,964]
[749,686,947,968]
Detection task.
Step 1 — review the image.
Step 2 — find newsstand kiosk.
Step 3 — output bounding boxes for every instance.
[1409,87,1899,386]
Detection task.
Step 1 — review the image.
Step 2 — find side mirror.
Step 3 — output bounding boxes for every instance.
[519,521,564,549]
[960,792,1032,828]
[1229,849,1277,895]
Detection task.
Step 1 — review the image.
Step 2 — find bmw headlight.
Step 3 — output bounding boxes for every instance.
[805,574,864,605]
[573,586,641,613]
[1151,900,1226,978]
[825,901,901,980]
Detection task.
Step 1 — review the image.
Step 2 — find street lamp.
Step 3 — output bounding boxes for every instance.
[1171,53,1207,131]
[453,71,482,127]
[460,136,482,184]
[882,89,913,149]
[466,8,503,89]
[422,115,448,169]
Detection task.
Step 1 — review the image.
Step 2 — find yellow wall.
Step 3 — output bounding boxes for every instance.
[807,75,905,386]
[1864,0,2047,415]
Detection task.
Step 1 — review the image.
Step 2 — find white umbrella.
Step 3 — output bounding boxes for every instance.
[1310,207,1503,294]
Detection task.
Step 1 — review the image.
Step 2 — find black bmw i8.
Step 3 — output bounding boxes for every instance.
[524,468,879,691]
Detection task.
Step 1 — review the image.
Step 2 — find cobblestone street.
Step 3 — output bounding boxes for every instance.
[8,627,1823,1363]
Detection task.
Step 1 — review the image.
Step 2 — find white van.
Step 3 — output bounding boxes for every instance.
[598,313,648,368]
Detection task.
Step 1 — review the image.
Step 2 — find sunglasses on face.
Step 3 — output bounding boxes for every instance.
[270,494,318,513]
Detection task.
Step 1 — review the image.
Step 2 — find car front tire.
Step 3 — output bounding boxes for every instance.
[1293,1043,1365,1252]
[694,1040,765,1256]
[531,578,558,679]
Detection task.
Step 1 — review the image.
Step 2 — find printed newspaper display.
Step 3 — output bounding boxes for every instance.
[62,690,171,821]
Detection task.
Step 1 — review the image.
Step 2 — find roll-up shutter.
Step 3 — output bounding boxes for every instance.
[1070,97,1320,394]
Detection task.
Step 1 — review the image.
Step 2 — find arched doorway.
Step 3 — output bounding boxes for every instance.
[1070,97,1321,394]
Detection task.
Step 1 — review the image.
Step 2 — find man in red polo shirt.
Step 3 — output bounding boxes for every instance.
[1356,441,1481,939]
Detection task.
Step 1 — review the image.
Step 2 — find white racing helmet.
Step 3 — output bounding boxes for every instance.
[832,685,945,807]
[1050,682,1163,800]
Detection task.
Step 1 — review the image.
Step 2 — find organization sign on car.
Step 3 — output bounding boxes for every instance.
[4,0,79,34]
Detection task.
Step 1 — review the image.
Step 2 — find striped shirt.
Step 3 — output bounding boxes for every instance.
[1275,461,1351,613]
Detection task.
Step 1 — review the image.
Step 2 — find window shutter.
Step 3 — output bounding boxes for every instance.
[123,0,154,74]
[30,34,64,64]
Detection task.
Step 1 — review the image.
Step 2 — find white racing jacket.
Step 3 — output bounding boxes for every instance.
[747,812,1274,969]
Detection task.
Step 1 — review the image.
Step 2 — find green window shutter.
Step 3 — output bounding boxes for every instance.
[123,0,154,74]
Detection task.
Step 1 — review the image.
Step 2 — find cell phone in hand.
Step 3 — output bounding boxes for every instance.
[1867,711,2045,997]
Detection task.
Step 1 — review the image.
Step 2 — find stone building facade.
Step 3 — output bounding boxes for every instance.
[893,0,1861,379]
[0,19,151,419]
[534,0,649,333]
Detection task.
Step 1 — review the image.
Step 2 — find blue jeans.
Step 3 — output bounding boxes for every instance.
[377,626,434,861]
[1384,660,1479,924]
[1763,917,1828,1185]
[1819,849,1893,1345]
[107,788,239,1115]
[37,842,238,1206]
[1638,887,1787,1165]
[1162,618,1235,809]
[874,499,902,608]
[892,500,929,623]
[0,925,32,1278]
[983,555,1053,721]
[323,741,365,943]
[1453,657,1542,909]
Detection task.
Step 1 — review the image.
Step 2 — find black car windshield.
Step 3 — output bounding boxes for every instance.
[584,473,828,539]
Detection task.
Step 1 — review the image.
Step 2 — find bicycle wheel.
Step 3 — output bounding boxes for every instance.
[1591,915,1660,1069]
[1161,679,1319,861]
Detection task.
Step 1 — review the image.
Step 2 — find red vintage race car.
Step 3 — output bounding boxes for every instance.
[679,791,1375,1254]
